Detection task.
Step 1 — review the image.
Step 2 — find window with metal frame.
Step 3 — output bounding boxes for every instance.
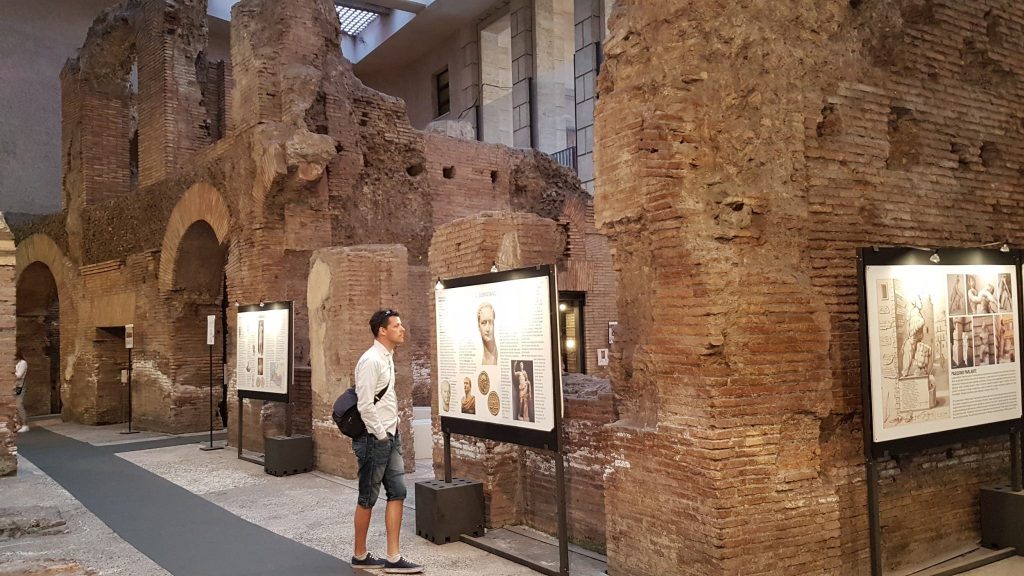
[435,67,450,118]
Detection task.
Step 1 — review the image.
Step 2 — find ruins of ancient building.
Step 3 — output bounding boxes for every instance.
[7,0,1024,574]
[13,0,609,492]
[595,1,1024,574]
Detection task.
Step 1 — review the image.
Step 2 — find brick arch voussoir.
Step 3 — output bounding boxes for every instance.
[16,234,77,307]
[158,182,231,292]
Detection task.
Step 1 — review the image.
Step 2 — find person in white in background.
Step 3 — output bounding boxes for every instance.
[14,351,28,433]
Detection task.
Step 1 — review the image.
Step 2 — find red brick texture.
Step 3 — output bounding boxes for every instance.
[17,0,602,476]
[596,1,1023,574]
[428,212,615,548]
[307,245,414,479]
[0,215,16,475]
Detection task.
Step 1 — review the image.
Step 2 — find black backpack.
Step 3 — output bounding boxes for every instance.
[332,382,389,438]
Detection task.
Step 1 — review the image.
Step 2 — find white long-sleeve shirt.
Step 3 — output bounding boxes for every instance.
[14,359,27,385]
[354,340,397,440]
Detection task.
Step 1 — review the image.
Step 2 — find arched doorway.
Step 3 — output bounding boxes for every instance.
[170,220,228,429]
[16,262,61,416]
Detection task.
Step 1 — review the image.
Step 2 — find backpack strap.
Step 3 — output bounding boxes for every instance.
[373,381,389,404]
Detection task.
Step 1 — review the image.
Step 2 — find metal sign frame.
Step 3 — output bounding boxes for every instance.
[858,247,1024,576]
[435,264,569,576]
[437,265,563,452]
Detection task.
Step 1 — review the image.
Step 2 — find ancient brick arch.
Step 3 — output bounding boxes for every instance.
[16,234,76,304]
[158,183,231,292]
[15,234,77,418]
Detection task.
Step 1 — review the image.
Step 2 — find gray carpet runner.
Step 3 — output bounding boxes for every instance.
[18,428,352,576]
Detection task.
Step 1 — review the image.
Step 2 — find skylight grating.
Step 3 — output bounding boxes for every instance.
[336,5,379,36]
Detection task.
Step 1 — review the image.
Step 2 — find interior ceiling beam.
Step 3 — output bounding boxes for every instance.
[336,0,427,14]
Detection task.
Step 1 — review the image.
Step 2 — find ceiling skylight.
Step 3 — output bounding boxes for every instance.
[336,5,380,36]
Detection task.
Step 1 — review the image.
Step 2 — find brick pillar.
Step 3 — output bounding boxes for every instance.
[593,3,839,575]
[230,0,341,132]
[137,0,211,188]
[308,245,412,479]
[0,215,17,476]
[511,0,535,148]
[60,62,132,263]
[428,211,564,527]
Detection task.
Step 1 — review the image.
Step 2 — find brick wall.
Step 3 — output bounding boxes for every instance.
[137,0,209,187]
[428,212,613,545]
[423,134,514,227]
[308,245,413,478]
[0,215,17,476]
[595,1,1024,574]
[520,391,614,551]
[27,0,604,472]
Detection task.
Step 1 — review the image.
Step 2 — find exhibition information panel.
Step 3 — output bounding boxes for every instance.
[236,306,290,397]
[866,263,1023,443]
[435,274,556,434]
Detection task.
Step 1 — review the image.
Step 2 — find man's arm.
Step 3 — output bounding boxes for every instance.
[15,361,26,380]
[354,356,387,440]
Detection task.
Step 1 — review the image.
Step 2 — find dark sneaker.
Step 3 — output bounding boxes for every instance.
[383,557,423,574]
[351,552,386,571]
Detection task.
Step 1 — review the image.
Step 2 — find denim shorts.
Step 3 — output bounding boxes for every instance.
[353,431,407,508]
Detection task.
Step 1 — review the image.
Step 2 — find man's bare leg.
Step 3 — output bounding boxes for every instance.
[354,504,373,557]
[385,499,403,558]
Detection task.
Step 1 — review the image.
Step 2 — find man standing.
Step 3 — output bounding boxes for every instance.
[14,351,28,433]
[351,309,422,574]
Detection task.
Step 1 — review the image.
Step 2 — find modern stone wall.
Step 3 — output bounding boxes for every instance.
[596,1,1024,573]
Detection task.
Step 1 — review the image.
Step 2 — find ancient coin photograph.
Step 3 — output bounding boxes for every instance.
[487,391,500,416]
[477,370,490,395]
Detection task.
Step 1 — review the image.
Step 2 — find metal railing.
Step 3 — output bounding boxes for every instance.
[550,146,577,173]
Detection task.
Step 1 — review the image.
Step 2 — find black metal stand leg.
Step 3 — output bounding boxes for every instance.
[867,458,883,576]
[120,348,138,435]
[555,449,569,576]
[1011,427,1022,492]
[200,344,223,451]
[443,429,452,483]
[238,396,244,459]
